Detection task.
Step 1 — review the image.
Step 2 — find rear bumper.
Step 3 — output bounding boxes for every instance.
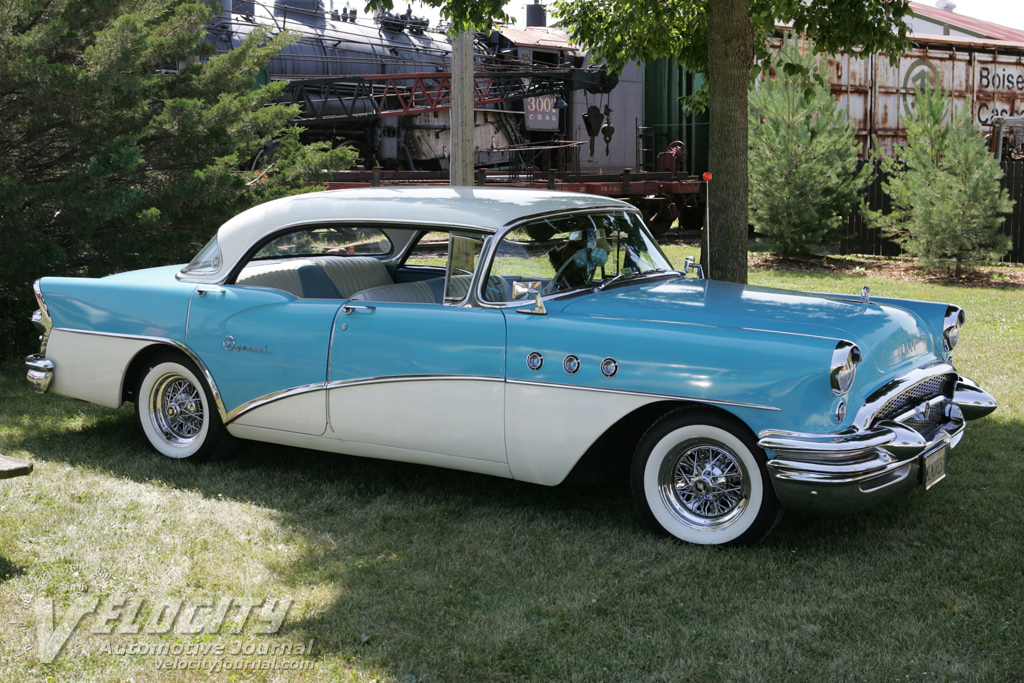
[25,354,54,394]
[759,377,995,514]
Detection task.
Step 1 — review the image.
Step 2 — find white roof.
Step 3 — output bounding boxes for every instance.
[209,187,632,279]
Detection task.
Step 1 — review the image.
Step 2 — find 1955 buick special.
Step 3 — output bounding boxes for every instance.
[24,188,997,546]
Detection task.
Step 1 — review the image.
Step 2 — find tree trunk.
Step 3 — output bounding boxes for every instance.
[706,0,752,283]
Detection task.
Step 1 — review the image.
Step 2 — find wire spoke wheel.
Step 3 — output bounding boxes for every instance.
[150,374,205,445]
[659,440,750,530]
[136,353,235,461]
[631,410,782,546]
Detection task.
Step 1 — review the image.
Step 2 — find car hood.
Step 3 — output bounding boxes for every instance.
[560,277,941,373]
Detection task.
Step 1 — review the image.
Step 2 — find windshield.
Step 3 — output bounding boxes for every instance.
[484,211,672,302]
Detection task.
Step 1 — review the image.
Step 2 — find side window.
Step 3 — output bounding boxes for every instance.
[254,226,392,259]
[402,231,450,268]
[444,233,484,303]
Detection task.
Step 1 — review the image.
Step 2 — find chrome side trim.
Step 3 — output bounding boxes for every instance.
[50,327,229,422]
[327,374,505,391]
[506,378,782,412]
[224,382,327,424]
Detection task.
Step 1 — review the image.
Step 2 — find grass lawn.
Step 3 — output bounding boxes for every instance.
[1,260,1021,682]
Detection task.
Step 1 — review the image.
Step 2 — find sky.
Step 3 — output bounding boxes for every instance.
[404,0,1024,33]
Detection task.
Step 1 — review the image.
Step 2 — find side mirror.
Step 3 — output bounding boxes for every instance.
[682,256,704,279]
[513,281,547,316]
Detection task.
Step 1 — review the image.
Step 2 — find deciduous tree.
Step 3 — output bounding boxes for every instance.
[553,0,912,282]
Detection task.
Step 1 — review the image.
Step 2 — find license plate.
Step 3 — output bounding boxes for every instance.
[922,446,947,490]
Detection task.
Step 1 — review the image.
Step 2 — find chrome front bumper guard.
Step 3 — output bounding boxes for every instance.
[759,377,997,514]
[25,354,55,394]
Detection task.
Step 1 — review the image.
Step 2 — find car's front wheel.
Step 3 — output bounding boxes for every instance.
[631,410,782,546]
[135,353,235,461]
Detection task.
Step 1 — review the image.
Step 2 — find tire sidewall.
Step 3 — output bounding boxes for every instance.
[632,412,777,546]
[137,359,212,459]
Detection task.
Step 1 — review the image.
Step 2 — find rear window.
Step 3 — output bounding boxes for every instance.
[254,226,392,259]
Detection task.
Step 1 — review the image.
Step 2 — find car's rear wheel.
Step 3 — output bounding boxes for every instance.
[135,353,235,461]
[631,410,782,546]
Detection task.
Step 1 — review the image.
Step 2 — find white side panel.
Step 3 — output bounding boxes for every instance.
[46,329,152,408]
[226,424,513,479]
[329,379,506,462]
[230,390,328,435]
[505,383,656,486]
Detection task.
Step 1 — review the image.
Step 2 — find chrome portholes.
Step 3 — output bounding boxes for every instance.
[600,357,618,377]
[526,352,544,371]
[658,439,750,529]
[563,355,581,374]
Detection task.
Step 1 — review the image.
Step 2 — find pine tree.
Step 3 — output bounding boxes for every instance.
[869,83,1014,276]
[747,37,870,257]
[0,0,356,356]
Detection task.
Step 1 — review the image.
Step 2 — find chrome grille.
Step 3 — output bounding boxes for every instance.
[902,402,949,441]
[875,373,956,423]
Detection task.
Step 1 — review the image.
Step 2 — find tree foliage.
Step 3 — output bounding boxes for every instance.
[0,0,356,357]
[552,0,912,284]
[867,84,1014,276]
[748,38,870,257]
[366,0,511,31]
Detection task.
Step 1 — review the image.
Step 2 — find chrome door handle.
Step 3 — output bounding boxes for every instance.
[197,285,227,297]
[343,304,376,315]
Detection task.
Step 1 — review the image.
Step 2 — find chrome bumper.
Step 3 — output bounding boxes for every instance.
[25,354,54,394]
[758,378,996,514]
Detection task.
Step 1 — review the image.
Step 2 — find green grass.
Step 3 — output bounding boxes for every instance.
[1,265,1022,682]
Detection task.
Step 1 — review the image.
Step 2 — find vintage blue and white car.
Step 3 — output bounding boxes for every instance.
[25,188,997,545]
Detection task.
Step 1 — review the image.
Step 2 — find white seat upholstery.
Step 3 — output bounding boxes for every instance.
[234,256,393,299]
[316,256,393,297]
[235,261,311,297]
[349,280,439,304]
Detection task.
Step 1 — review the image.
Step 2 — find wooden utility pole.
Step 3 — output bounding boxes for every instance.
[450,31,475,186]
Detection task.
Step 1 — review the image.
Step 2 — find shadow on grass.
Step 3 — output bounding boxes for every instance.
[7,379,1023,680]
[0,554,27,584]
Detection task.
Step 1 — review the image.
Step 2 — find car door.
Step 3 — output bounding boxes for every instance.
[325,232,508,464]
[186,286,341,435]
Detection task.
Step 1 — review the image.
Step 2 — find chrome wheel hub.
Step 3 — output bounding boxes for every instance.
[659,440,749,529]
[151,374,204,445]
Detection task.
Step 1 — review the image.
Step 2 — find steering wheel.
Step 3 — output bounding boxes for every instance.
[545,253,582,293]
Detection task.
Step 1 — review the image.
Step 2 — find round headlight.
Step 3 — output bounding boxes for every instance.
[943,306,965,352]
[830,341,861,396]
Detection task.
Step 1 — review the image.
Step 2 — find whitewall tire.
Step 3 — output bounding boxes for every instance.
[135,353,234,461]
[631,410,782,546]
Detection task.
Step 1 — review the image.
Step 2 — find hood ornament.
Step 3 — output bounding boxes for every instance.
[861,286,870,304]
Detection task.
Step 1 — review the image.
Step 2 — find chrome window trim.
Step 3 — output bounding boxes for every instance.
[506,378,781,412]
[179,219,492,285]
[475,207,669,310]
